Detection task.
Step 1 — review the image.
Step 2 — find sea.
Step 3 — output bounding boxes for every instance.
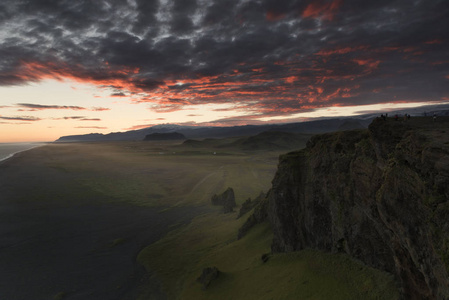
[0,143,45,162]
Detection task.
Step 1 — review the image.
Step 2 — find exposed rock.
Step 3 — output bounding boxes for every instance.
[237,198,252,218]
[197,267,220,290]
[211,187,236,213]
[269,117,449,300]
[143,132,186,141]
[237,191,265,219]
[261,253,271,263]
[237,194,269,239]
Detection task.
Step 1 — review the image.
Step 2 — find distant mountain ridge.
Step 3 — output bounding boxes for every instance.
[55,118,373,142]
[144,132,186,141]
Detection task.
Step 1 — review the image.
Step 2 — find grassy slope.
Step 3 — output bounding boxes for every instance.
[138,214,399,300]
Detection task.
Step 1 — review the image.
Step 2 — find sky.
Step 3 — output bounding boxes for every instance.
[0,0,448,142]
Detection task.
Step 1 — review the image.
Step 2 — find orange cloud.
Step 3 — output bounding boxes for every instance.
[353,59,381,70]
[285,76,298,84]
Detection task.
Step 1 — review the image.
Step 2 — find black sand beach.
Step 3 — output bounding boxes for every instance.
[0,145,206,300]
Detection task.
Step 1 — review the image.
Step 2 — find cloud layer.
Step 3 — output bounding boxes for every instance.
[1,0,448,121]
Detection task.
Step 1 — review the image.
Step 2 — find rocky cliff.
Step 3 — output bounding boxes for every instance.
[269,117,449,300]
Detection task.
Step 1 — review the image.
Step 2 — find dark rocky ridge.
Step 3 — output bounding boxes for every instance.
[55,118,371,142]
[268,117,449,300]
[143,132,186,141]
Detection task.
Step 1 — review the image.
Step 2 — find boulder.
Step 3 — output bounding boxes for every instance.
[197,267,220,290]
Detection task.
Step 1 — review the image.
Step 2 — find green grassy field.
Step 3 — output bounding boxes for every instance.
[20,137,399,299]
[40,140,280,207]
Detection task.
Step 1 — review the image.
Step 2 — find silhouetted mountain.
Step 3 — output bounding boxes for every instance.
[144,132,186,141]
[55,117,377,142]
[181,131,312,152]
[232,131,312,151]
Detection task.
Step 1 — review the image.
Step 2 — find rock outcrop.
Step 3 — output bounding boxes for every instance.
[237,191,266,219]
[197,267,220,290]
[238,195,269,239]
[269,117,449,300]
[211,187,236,213]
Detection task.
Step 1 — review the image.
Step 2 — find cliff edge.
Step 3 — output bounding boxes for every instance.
[269,117,449,299]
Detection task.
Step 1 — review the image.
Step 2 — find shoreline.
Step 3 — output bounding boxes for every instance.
[0,143,208,300]
[0,142,47,163]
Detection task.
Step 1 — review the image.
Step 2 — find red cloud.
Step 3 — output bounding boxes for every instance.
[285,76,298,84]
[315,45,368,56]
[302,0,343,21]
[17,60,143,94]
[425,39,443,45]
[266,11,286,21]
[124,124,156,130]
[353,59,381,70]
[9,56,372,120]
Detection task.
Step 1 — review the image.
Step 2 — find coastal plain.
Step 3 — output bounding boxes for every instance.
[0,137,399,299]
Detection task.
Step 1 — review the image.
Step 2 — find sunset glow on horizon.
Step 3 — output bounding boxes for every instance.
[1,0,448,142]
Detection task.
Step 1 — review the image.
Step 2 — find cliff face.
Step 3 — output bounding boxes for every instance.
[269,118,449,300]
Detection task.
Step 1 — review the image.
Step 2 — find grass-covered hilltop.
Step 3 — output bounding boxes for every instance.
[2,116,448,299]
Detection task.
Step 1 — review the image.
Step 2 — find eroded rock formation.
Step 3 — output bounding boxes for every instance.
[211,187,236,213]
[237,191,266,219]
[269,118,449,299]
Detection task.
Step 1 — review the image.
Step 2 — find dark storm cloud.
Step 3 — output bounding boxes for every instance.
[170,0,197,34]
[0,0,448,118]
[202,0,239,25]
